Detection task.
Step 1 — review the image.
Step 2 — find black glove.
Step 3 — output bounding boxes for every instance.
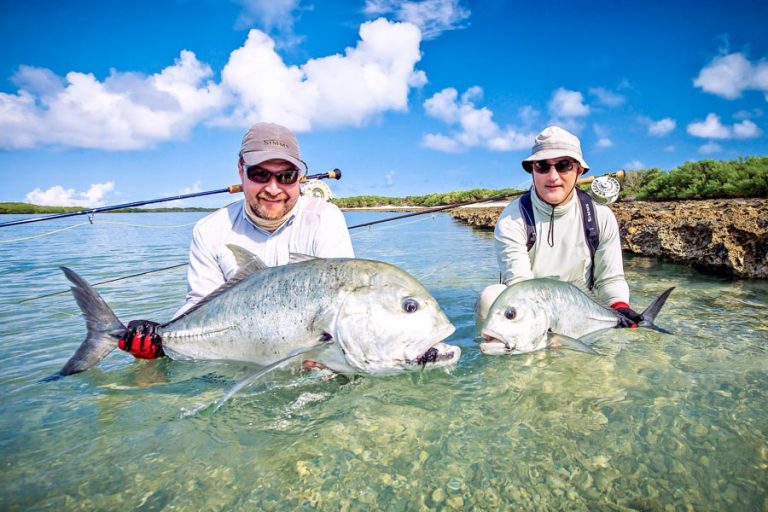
[611,303,643,328]
[118,320,164,359]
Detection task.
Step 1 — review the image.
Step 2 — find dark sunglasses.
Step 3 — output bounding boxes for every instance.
[245,165,300,185]
[531,160,576,174]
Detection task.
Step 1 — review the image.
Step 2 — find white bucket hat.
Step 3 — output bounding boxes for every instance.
[522,126,590,174]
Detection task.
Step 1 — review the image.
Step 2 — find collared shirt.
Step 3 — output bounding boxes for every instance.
[174,195,354,317]
[494,187,630,307]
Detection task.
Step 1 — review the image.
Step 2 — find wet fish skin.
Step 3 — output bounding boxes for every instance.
[479,278,674,355]
[52,246,459,379]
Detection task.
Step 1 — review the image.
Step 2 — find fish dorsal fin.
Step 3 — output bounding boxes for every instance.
[226,244,268,275]
[173,245,267,321]
[546,331,602,356]
[289,253,320,264]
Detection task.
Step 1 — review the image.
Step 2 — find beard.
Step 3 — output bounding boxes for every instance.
[249,193,297,220]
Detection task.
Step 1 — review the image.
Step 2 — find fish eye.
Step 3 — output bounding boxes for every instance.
[504,307,517,320]
[402,298,419,313]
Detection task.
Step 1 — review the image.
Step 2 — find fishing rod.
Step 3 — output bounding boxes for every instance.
[18,169,624,303]
[348,169,626,229]
[0,168,342,229]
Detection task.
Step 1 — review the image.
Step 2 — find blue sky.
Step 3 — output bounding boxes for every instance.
[1,0,766,208]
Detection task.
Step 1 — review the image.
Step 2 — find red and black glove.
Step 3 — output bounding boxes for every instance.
[118,320,164,359]
[611,302,643,328]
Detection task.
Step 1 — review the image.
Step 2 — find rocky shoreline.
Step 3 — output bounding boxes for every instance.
[450,198,768,279]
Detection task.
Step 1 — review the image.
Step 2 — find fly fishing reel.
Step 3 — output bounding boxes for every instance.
[302,179,334,201]
[588,175,622,205]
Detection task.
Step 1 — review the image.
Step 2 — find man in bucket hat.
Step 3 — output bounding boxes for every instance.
[476,126,641,329]
[118,122,354,359]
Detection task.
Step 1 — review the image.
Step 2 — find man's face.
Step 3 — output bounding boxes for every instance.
[531,158,583,205]
[239,159,301,220]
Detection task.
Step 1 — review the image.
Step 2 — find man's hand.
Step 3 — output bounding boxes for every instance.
[611,302,643,328]
[118,320,164,359]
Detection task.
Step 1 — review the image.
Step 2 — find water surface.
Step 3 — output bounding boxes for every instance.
[0,211,765,510]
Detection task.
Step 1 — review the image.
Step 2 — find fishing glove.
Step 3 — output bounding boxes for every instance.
[118,320,164,359]
[611,302,643,329]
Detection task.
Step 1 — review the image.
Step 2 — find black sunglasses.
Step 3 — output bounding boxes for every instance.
[245,165,300,185]
[531,160,576,174]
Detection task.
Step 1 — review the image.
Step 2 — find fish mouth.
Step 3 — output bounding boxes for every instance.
[411,342,461,368]
[479,328,519,355]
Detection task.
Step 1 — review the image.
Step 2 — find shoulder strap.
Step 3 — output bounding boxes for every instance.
[576,188,600,290]
[518,192,536,251]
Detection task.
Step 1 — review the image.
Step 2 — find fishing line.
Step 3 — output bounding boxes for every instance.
[19,263,187,303]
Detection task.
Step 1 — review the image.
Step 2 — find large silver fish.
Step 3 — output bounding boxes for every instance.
[480,278,674,355]
[53,245,459,379]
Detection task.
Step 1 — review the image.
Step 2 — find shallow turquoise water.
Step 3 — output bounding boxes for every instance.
[0,211,766,510]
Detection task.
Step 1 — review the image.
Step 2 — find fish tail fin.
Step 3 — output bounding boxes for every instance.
[49,267,127,379]
[638,287,675,334]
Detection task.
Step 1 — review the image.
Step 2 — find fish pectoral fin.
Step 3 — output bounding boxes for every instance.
[546,332,601,356]
[210,338,334,414]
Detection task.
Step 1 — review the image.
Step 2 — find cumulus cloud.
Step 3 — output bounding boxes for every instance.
[589,87,625,107]
[694,52,768,100]
[0,18,426,150]
[699,142,722,154]
[364,0,470,39]
[0,51,224,150]
[421,86,534,153]
[624,160,644,170]
[26,182,115,207]
[548,88,590,119]
[218,18,425,131]
[234,0,301,32]
[687,113,762,139]
[642,117,676,136]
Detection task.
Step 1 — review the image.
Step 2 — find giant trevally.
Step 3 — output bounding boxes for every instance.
[479,278,674,355]
[52,245,459,380]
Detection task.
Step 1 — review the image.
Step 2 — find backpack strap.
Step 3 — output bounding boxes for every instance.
[518,192,536,251]
[576,188,600,290]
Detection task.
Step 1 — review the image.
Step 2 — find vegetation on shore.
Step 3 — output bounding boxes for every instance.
[333,187,525,208]
[334,156,767,207]
[620,156,767,200]
[0,203,215,214]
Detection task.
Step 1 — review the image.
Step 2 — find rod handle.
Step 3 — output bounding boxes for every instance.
[576,169,625,186]
[227,184,243,193]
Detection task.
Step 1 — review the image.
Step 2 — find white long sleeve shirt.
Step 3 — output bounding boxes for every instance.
[174,196,354,317]
[494,188,630,307]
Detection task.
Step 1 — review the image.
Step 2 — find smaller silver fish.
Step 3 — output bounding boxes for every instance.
[480,278,674,355]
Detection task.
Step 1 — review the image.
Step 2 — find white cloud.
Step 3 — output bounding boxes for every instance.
[0,18,426,149]
[0,51,224,150]
[699,142,722,154]
[234,0,300,32]
[384,170,395,186]
[548,88,590,118]
[422,86,534,152]
[647,117,676,136]
[25,182,115,207]
[694,52,768,100]
[596,138,613,148]
[218,18,425,131]
[663,145,676,152]
[363,0,470,39]
[624,160,644,170]
[589,87,625,107]
[687,113,762,139]
[732,119,761,138]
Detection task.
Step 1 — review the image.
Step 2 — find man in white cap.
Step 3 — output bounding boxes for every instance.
[476,126,641,328]
[118,122,355,359]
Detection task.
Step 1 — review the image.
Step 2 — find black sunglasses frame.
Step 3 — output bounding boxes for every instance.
[244,165,301,185]
[531,159,577,174]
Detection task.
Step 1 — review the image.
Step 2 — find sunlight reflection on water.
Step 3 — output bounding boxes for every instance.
[0,211,765,510]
